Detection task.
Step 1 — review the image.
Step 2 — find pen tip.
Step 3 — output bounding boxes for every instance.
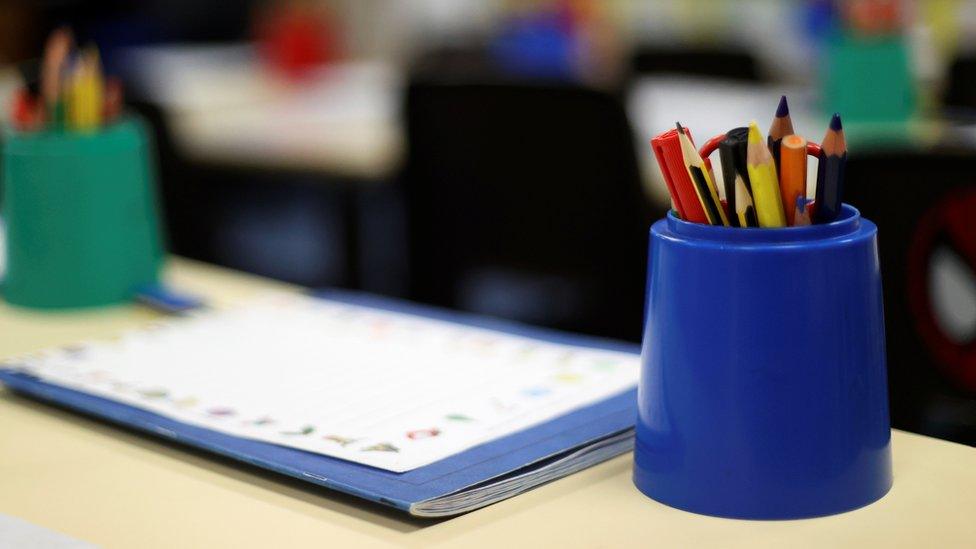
[675,121,684,134]
[830,113,842,131]
[776,95,789,118]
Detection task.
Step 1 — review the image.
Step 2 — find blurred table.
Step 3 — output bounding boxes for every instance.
[121,44,404,179]
[117,45,407,290]
[1,258,975,548]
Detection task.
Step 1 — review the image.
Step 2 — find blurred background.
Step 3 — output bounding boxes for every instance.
[0,0,974,445]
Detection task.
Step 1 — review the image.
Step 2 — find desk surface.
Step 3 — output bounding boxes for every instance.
[1,258,975,548]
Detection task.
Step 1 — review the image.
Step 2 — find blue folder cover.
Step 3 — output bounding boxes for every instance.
[0,290,639,516]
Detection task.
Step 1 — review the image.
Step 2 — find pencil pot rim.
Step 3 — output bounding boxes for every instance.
[667,203,861,243]
[1,115,164,309]
[633,204,892,519]
[2,115,143,157]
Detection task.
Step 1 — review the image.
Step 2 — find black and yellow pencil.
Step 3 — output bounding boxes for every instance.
[677,122,729,226]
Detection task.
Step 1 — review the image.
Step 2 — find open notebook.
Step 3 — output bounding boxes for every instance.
[0,291,640,517]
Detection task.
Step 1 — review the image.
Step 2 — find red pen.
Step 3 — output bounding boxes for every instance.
[651,127,707,223]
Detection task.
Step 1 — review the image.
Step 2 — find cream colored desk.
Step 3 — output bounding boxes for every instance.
[1,258,975,548]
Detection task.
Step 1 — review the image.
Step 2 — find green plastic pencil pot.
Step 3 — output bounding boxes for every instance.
[822,31,915,123]
[1,116,164,309]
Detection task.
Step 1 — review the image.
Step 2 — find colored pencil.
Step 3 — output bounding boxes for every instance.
[779,134,807,226]
[12,28,123,133]
[746,121,786,228]
[40,27,73,123]
[66,48,104,131]
[651,128,708,223]
[103,76,124,122]
[677,122,729,226]
[813,113,847,223]
[718,127,750,227]
[767,95,794,171]
[794,196,813,226]
[734,173,758,228]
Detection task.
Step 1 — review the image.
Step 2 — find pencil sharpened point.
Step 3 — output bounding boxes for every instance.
[830,113,842,131]
[776,95,789,118]
[747,121,762,142]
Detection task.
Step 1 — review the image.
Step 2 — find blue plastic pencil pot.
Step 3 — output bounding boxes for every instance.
[633,204,892,519]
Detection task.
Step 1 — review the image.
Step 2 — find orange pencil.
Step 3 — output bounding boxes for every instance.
[779,134,807,226]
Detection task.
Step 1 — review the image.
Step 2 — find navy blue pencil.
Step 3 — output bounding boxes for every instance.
[767,95,794,172]
[813,113,847,223]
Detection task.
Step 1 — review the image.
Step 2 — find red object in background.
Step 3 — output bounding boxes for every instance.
[844,0,905,36]
[255,3,340,81]
[908,189,976,393]
[10,89,44,131]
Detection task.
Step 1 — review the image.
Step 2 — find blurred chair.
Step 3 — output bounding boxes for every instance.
[126,99,363,290]
[845,150,976,445]
[630,45,762,82]
[404,80,661,342]
[944,55,976,118]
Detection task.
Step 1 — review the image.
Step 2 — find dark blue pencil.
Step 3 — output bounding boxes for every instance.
[813,113,847,223]
[767,95,794,172]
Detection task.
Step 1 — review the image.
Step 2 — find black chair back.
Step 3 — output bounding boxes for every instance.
[404,81,660,341]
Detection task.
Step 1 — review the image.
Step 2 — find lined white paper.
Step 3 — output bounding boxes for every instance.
[5,294,639,472]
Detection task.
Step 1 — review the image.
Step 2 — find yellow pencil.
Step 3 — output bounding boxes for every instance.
[677,122,729,226]
[746,121,786,227]
[67,48,103,131]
